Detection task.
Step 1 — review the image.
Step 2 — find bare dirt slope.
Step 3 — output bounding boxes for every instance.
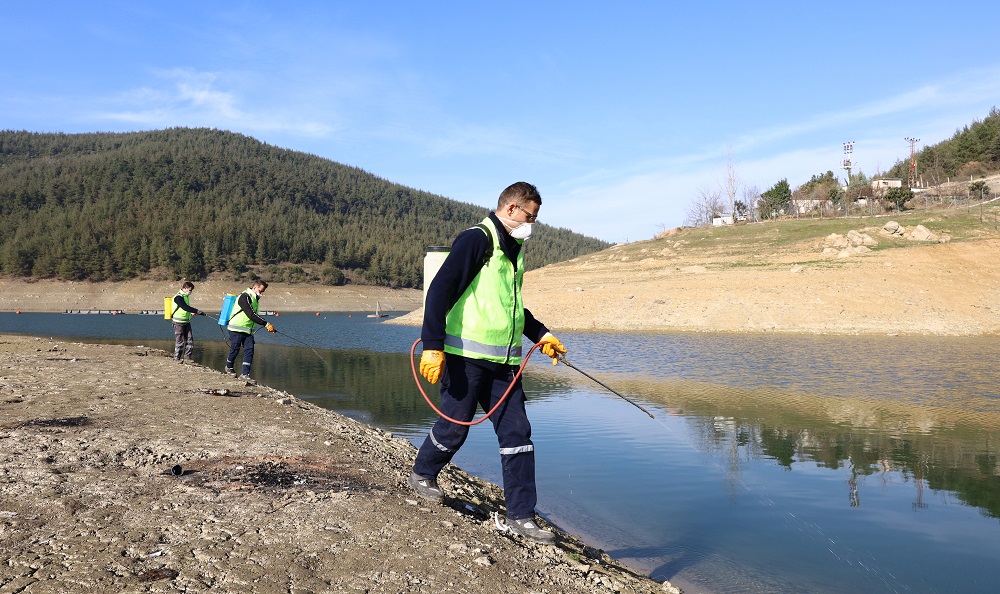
[521,232,1000,336]
[0,335,676,593]
[391,211,1000,336]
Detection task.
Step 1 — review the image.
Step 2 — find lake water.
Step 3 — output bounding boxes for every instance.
[4,311,1000,593]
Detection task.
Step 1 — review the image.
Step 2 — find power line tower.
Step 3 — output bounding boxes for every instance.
[842,141,855,184]
[905,137,920,188]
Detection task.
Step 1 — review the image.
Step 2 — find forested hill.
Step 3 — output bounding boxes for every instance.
[0,128,610,287]
[886,106,1000,183]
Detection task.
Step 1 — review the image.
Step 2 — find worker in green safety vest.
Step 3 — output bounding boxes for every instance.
[408,181,568,544]
[224,280,276,382]
[170,281,206,362]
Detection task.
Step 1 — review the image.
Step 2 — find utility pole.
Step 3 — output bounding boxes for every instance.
[842,141,855,185]
[842,141,855,216]
[905,137,920,188]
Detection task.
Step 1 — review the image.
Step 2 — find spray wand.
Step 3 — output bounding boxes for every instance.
[555,354,654,419]
[410,339,654,423]
[272,328,328,364]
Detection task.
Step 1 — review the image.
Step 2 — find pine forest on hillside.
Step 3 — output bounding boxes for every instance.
[887,107,1000,184]
[0,128,610,286]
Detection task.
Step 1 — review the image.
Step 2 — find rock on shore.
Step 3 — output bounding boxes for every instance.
[0,335,677,593]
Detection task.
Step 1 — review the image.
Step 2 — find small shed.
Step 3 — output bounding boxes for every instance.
[871,179,903,196]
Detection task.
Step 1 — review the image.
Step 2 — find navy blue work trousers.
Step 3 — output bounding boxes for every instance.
[413,355,537,520]
[227,331,255,375]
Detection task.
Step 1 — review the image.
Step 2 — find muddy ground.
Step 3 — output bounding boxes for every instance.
[0,335,678,593]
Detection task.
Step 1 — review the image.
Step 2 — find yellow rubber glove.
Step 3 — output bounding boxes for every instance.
[265,323,276,333]
[420,349,445,384]
[539,332,567,365]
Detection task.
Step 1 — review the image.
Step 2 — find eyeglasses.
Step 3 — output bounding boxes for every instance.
[514,204,538,222]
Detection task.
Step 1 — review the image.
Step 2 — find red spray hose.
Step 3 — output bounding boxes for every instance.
[410,338,655,423]
[409,338,547,426]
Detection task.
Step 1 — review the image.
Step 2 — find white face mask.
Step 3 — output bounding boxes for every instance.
[498,216,534,240]
[510,222,533,240]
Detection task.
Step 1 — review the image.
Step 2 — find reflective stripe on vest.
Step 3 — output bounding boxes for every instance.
[171,291,192,324]
[227,288,259,334]
[443,217,525,365]
[443,335,522,360]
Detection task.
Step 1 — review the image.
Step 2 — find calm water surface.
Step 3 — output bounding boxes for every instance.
[4,311,1000,593]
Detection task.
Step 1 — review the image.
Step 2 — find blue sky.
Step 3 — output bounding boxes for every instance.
[4,1,1000,244]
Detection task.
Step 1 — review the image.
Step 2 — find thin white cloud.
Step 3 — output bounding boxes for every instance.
[92,67,334,137]
[174,75,240,119]
[552,67,1000,242]
[729,66,1000,154]
[403,121,586,167]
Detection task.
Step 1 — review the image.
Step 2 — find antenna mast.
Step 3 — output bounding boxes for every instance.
[905,137,920,188]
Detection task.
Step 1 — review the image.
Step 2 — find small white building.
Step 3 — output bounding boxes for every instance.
[791,198,832,214]
[871,178,903,195]
[712,214,734,226]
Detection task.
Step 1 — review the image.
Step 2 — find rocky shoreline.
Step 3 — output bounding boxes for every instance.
[0,334,678,593]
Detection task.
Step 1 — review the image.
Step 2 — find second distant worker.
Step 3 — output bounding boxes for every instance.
[224,280,276,382]
[170,281,206,362]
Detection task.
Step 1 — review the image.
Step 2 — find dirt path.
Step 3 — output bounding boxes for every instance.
[0,335,677,593]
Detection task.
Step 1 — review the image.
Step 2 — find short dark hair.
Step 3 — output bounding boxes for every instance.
[497,181,541,209]
[182,281,195,290]
[253,280,268,290]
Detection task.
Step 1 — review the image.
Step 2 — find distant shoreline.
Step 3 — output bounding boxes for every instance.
[6,225,1000,339]
[0,278,422,315]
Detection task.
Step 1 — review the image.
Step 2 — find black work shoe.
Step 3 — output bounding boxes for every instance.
[408,472,444,502]
[507,517,555,544]
[224,367,235,376]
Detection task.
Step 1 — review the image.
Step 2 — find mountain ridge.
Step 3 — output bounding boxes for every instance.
[0,128,609,286]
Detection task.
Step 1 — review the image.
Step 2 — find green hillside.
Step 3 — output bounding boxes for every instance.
[0,128,609,286]
[887,106,1000,183]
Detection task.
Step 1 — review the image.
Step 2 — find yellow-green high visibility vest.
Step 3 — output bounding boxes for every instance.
[444,218,525,365]
[171,291,192,324]
[227,289,259,334]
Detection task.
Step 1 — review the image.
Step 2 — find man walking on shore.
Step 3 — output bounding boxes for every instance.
[170,281,205,362]
[409,181,567,544]
[224,280,276,382]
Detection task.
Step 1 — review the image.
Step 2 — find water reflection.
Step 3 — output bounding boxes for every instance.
[615,377,1000,519]
[6,313,1000,593]
[565,331,1000,410]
